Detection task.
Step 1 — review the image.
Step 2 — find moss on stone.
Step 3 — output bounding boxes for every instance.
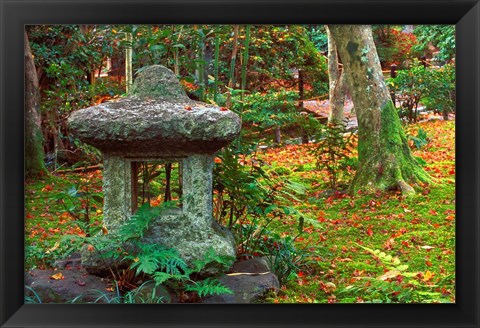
[129,65,189,101]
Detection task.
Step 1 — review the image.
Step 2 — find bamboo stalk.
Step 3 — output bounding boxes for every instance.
[197,28,206,102]
[125,32,133,94]
[226,25,239,108]
[240,25,252,102]
[213,31,220,103]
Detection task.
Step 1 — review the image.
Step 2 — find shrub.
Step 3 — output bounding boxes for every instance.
[388,62,455,122]
[50,182,103,236]
[213,142,307,258]
[308,123,356,191]
[259,232,308,286]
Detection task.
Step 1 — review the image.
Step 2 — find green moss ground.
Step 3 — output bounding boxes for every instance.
[25,119,455,303]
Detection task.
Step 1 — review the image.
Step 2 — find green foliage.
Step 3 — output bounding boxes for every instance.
[305,25,328,53]
[260,233,308,286]
[338,245,452,303]
[236,90,300,130]
[69,281,167,304]
[85,203,233,300]
[246,26,327,94]
[388,62,455,122]
[24,286,43,304]
[117,202,175,241]
[214,141,307,255]
[50,183,103,236]
[191,247,235,274]
[29,25,123,111]
[185,278,234,298]
[421,64,455,118]
[388,64,430,122]
[409,128,429,149]
[25,239,80,271]
[126,243,188,276]
[122,25,177,71]
[28,25,124,168]
[308,123,356,190]
[412,25,455,63]
[121,281,169,303]
[213,133,309,269]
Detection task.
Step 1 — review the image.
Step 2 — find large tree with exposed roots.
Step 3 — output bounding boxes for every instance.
[328,25,430,194]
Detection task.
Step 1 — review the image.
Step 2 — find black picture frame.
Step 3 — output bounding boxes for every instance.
[1,0,479,327]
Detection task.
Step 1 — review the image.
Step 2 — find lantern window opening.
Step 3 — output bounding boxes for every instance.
[130,159,183,213]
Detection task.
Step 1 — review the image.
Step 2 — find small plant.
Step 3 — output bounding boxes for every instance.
[127,243,233,301]
[50,181,103,236]
[185,278,233,298]
[214,142,307,230]
[338,244,452,303]
[69,281,168,304]
[409,128,429,149]
[24,286,43,304]
[259,232,308,286]
[308,123,356,191]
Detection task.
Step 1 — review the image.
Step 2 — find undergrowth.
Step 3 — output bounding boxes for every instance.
[25,119,455,303]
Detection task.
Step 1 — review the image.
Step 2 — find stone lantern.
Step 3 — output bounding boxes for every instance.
[68,65,241,274]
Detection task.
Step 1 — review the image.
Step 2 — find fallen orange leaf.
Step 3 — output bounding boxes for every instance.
[50,272,64,280]
[423,270,434,282]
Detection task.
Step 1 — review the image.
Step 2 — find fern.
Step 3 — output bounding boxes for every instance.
[160,256,189,276]
[191,247,235,273]
[153,271,188,285]
[87,199,234,300]
[338,244,451,303]
[119,202,177,241]
[125,243,188,276]
[185,278,233,298]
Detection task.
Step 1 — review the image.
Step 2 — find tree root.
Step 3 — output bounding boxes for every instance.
[397,180,415,196]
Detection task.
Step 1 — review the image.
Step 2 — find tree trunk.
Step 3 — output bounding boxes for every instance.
[25,30,46,178]
[326,26,346,125]
[164,163,172,202]
[274,127,282,145]
[328,25,430,195]
[298,70,309,144]
[226,25,239,108]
